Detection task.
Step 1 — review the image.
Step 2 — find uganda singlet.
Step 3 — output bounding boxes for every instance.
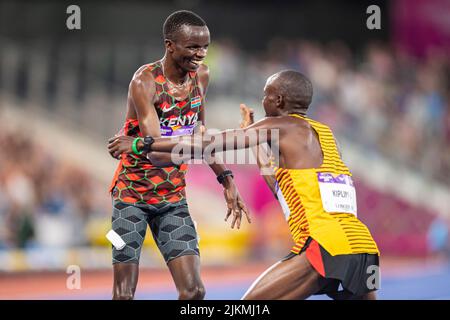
[109,61,204,205]
[275,114,379,256]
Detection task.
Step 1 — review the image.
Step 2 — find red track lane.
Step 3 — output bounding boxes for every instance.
[0,263,269,299]
[0,257,445,299]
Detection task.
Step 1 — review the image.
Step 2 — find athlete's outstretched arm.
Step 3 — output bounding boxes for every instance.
[160,118,274,153]
[108,118,276,160]
[240,104,277,198]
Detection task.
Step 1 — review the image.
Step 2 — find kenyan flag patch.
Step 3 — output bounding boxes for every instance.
[190,96,201,109]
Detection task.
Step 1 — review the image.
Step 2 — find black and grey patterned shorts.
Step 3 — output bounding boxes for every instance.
[111,199,199,264]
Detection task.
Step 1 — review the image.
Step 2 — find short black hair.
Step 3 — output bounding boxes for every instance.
[275,70,313,109]
[163,10,207,41]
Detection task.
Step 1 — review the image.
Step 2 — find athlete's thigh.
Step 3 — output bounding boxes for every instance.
[148,201,201,287]
[111,202,148,264]
[111,202,149,297]
[148,201,199,264]
[242,253,324,300]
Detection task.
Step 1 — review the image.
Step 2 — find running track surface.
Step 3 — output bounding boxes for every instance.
[1,259,450,300]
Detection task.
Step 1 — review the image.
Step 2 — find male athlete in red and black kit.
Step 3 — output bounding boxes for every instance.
[108,11,250,300]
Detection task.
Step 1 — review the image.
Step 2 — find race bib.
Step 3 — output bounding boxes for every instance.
[317,172,357,216]
[160,124,196,137]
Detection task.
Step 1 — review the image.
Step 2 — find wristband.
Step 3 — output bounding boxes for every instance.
[132,137,143,155]
[217,170,234,185]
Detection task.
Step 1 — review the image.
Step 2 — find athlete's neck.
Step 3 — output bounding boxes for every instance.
[286,106,307,117]
[288,111,307,117]
[161,57,189,85]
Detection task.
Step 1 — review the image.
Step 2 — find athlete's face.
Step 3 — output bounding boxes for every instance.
[167,25,210,72]
[262,77,282,117]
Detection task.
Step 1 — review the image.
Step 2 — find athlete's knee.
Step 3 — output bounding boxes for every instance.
[178,284,206,300]
[114,293,134,300]
[112,277,137,300]
[112,263,139,300]
[113,280,136,300]
[113,287,135,300]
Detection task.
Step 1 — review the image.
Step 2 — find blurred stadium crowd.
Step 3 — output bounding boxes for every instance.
[207,39,450,184]
[1,37,449,262]
[0,128,108,249]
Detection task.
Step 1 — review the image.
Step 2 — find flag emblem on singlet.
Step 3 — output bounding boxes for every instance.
[191,96,201,109]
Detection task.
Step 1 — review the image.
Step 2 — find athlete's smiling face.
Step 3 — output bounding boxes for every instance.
[167,25,210,72]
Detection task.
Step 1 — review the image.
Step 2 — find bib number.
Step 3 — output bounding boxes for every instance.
[160,124,195,137]
[317,172,357,216]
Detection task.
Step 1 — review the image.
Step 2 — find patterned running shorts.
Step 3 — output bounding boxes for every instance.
[111,199,199,264]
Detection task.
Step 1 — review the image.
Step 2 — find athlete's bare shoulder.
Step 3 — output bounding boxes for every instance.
[264,115,313,140]
[128,64,157,100]
[125,64,158,119]
[242,117,287,142]
[281,114,310,129]
[131,64,155,85]
[259,115,307,130]
[198,63,209,76]
[197,63,210,93]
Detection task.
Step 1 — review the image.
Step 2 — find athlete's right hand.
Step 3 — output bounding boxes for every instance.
[240,103,254,128]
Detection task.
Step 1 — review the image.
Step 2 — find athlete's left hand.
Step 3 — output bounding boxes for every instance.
[108,135,136,159]
[223,182,251,229]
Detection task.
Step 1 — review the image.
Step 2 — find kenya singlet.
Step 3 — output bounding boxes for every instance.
[109,61,204,205]
[275,114,379,256]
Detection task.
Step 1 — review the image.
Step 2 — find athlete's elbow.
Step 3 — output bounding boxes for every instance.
[147,152,176,167]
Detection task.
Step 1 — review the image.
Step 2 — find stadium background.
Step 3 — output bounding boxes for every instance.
[1,0,450,299]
